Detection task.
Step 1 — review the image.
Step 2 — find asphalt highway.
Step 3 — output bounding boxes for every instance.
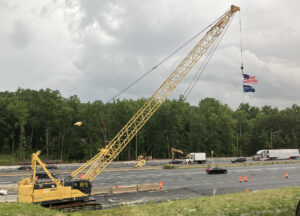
[1,162,300,208]
[94,163,300,208]
[0,157,254,172]
[93,163,300,189]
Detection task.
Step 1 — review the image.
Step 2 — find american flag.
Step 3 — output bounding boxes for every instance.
[243,74,257,84]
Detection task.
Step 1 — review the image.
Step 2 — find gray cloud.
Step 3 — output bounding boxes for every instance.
[10,19,34,49]
[1,0,300,110]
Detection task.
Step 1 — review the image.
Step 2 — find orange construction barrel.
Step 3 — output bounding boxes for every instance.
[159,181,163,189]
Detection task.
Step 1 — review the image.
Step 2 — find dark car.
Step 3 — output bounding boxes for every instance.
[45,165,58,169]
[169,159,184,164]
[17,166,32,171]
[231,157,247,163]
[35,172,57,182]
[206,167,227,174]
[36,172,56,178]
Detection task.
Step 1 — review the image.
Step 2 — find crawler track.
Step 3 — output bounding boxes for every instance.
[49,200,102,212]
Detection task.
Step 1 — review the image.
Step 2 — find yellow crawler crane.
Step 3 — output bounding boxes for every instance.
[18,5,240,209]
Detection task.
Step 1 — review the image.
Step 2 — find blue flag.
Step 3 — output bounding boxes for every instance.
[243,85,255,92]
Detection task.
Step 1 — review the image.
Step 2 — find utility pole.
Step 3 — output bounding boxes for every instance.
[236,134,239,156]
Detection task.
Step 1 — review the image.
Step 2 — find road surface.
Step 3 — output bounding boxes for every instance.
[1,163,299,208]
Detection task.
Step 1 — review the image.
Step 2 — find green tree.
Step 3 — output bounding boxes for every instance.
[188,98,236,157]
[34,89,63,158]
[7,95,30,159]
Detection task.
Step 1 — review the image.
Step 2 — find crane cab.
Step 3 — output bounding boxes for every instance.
[64,179,92,195]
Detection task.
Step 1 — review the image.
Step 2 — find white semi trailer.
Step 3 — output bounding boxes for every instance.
[253,149,299,161]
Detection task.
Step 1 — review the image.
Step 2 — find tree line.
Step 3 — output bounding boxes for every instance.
[0,88,299,161]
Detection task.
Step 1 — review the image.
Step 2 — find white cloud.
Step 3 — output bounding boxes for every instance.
[1,0,300,109]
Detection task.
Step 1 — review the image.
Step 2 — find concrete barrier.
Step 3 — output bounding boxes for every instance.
[0,184,17,192]
[137,183,160,192]
[92,187,113,195]
[0,195,17,203]
[90,183,161,195]
[112,185,138,194]
[1,182,159,198]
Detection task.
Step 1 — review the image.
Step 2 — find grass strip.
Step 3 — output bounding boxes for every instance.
[1,187,300,216]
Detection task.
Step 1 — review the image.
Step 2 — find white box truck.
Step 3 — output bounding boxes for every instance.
[185,152,206,164]
[253,149,299,161]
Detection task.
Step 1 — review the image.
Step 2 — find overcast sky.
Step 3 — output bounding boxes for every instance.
[1,0,300,110]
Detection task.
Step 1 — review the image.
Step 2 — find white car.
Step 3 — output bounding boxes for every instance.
[0,189,8,196]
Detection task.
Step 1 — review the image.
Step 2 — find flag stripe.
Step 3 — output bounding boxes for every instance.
[243,79,257,84]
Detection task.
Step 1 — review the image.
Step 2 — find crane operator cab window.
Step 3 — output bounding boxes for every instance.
[66,180,92,195]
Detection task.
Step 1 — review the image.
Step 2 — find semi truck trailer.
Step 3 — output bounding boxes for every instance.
[253,149,299,161]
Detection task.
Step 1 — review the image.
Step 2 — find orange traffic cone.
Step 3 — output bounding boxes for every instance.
[285,172,288,179]
[239,176,242,183]
[244,176,248,182]
[159,181,163,189]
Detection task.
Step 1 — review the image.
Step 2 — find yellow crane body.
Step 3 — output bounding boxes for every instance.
[18,151,91,205]
[18,179,88,203]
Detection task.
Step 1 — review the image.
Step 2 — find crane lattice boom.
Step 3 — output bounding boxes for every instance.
[70,5,240,182]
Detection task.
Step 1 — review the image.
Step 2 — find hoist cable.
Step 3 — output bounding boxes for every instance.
[239,11,244,75]
[184,13,235,100]
[107,9,230,103]
[183,39,216,98]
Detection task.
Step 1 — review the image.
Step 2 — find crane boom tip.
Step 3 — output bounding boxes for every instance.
[230,5,240,12]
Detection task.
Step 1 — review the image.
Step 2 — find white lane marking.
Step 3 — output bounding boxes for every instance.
[231,166,298,173]
[284,167,297,169]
